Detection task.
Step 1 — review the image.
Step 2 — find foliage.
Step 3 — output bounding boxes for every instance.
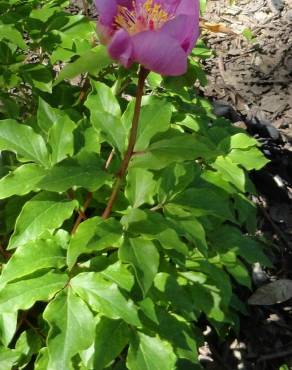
[0,0,270,368]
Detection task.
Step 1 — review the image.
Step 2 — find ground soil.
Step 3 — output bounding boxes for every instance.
[201,1,292,369]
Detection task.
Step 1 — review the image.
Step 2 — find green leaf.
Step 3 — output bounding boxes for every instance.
[189,259,233,306]
[191,60,208,86]
[92,317,130,370]
[81,127,101,154]
[44,290,95,370]
[228,147,269,170]
[220,133,258,151]
[89,81,121,117]
[0,348,20,370]
[54,45,111,85]
[226,260,251,289]
[134,102,172,150]
[37,97,61,133]
[201,169,236,194]
[99,262,134,292]
[67,217,122,269]
[210,225,271,267]
[189,283,225,322]
[85,81,126,154]
[122,209,188,255]
[20,63,53,93]
[147,72,162,88]
[38,163,110,193]
[172,187,234,220]
[50,47,76,65]
[199,0,207,14]
[0,163,110,198]
[177,115,201,132]
[34,348,49,370]
[71,272,141,326]
[94,114,125,154]
[125,168,156,208]
[8,192,78,250]
[0,238,65,285]
[131,134,214,170]
[212,156,246,192]
[119,237,160,296]
[0,271,67,312]
[154,273,194,313]
[0,164,46,199]
[30,4,59,21]
[233,193,257,232]
[158,162,199,203]
[0,312,17,347]
[48,116,76,165]
[15,329,42,368]
[0,25,27,49]
[127,331,176,370]
[177,219,208,256]
[163,64,197,99]
[154,309,201,364]
[0,120,49,167]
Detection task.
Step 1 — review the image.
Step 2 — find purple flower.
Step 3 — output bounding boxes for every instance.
[95,0,200,76]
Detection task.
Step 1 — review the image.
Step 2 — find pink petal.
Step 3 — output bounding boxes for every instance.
[131,30,187,76]
[108,29,134,68]
[118,0,133,6]
[95,0,117,27]
[176,0,200,16]
[95,0,132,27]
[161,14,199,53]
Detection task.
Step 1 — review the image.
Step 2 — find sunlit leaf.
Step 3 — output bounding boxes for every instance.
[127,331,177,370]
[44,290,95,370]
[8,192,77,249]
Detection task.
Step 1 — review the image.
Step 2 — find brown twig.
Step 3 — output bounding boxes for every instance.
[71,192,93,234]
[258,347,292,362]
[78,77,90,104]
[105,149,115,170]
[23,317,46,339]
[102,67,149,219]
[16,311,28,333]
[257,196,292,249]
[0,242,11,260]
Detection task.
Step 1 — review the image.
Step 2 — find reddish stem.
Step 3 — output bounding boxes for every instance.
[71,192,93,234]
[102,67,149,219]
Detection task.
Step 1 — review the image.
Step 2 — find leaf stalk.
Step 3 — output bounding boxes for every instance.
[102,66,149,219]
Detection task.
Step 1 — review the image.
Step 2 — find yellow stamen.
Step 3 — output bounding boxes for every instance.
[115,0,173,35]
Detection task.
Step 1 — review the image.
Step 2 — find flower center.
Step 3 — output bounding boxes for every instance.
[115,0,172,35]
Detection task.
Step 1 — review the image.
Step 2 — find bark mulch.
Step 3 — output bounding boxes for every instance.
[201,1,292,369]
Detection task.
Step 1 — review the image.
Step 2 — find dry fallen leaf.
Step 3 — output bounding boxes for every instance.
[200,20,237,35]
[248,279,292,305]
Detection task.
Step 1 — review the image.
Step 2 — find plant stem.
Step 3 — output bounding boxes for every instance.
[71,192,93,234]
[102,66,149,219]
[104,149,115,170]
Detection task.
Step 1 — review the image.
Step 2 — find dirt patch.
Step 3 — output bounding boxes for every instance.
[202,1,292,369]
[203,0,292,131]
